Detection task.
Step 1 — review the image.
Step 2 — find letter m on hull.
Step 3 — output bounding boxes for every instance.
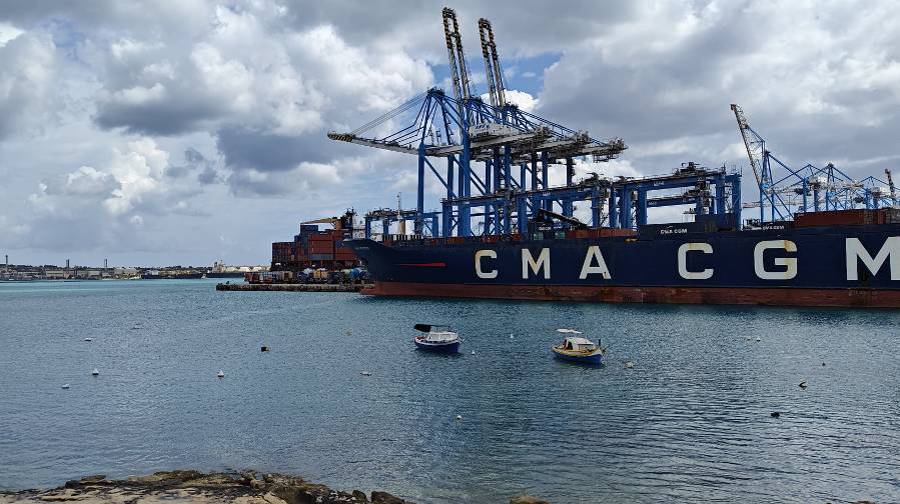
[846,237,900,281]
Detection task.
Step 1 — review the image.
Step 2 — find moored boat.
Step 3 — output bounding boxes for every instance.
[552,330,604,365]
[413,324,461,353]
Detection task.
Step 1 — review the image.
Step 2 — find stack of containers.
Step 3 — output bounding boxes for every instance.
[308,231,334,262]
[332,228,356,262]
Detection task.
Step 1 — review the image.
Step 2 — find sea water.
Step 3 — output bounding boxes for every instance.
[1,280,898,503]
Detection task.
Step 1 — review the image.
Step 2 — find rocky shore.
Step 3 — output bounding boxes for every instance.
[0,471,411,504]
[0,471,551,504]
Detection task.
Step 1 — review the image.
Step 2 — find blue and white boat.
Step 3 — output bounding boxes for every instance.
[413,324,461,353]
[552,329,604,365]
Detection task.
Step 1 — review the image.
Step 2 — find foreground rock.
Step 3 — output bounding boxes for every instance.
[0,470,413,504]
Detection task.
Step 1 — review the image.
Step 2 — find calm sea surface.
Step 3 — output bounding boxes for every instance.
[1,280,898,502]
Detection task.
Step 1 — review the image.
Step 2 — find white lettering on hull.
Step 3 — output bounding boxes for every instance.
[846,237,900,280]
[522,248,551,279]
[474,249,498,279]
[677,243,714,280]
[579,246,611,279]
[754,240,798,280]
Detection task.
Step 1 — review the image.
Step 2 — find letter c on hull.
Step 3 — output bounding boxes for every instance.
[677,242,714,280]
[475,249,498,279]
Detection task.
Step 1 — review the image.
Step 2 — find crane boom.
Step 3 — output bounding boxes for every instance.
[730,103,764,187]
[886,168,897,207]
[441,8,470,101]
[477,18,506,107]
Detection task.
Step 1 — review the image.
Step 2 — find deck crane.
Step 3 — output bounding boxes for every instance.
[886,169,897,207]
[442,7,471,104]
[477,18,506,108]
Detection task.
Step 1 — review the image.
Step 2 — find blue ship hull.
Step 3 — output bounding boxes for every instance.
[552,350,603,365]
[414,338,460,353]
[346,223,900,308]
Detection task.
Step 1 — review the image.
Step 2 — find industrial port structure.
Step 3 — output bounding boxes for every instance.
[327,8,896,239]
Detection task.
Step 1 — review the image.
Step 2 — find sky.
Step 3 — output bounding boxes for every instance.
[1,0,899,267]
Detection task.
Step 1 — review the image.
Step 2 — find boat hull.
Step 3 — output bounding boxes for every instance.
[552,348,603,365]
[347,223,900,308]
[414,338,460,353]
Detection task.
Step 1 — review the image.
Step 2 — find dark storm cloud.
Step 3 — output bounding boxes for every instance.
[215,126,350,172]
[95,94,222,136]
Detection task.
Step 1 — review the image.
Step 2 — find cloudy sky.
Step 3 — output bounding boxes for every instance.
[1,0,899,266]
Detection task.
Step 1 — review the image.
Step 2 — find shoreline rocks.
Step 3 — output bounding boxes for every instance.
[0,470,413,504]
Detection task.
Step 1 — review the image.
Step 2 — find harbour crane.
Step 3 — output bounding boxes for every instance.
[300,210,356,230]
[477,18,506,108]
[886,169,897,207]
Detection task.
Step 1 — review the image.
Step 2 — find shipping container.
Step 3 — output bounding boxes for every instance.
[794,209,880,228]
[309,253,334,261]
[639,220,717,238]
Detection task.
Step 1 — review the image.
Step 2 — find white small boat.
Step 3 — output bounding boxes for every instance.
[552,329,605,365]
[413,324,461,353]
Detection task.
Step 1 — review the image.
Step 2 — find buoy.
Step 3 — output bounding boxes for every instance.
[755,337,761,342]
[455,415,463,421]
[624,361,635,369]
[470,350,476,355]
[260,346,269,352]
[91,368,99,376]
[745,336,751,341]
[360,371,372,376]
[84,337,93,342]
[217,370,225,378]
[61,384,70,390]
[770,411,780,418]
[799,381,807,389]
[509,334,514,339]
[822,362,826,366]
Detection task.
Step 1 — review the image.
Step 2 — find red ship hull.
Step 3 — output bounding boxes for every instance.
[363,282,900,308]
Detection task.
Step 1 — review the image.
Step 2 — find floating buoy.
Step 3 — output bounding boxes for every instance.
[217,370,225,378]
[755,337,761,342]
[260,346,269,352]
[745,336,751,341]
[822,362,826,367]
[770,411,780,418]
[799,381,807,389]
[455,415,463,421]
[360,371,372,376]
[91,368,99,376]
[509,334,514,339]
[470,350,476,355]
[624,361,635,369]
[61,384,70,390]
[84,337,93,342]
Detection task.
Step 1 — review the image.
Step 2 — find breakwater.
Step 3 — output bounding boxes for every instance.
[215,283,370,292]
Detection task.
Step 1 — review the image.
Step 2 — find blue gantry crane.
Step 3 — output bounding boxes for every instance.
[731,103,897,223]
[329,8,743,239]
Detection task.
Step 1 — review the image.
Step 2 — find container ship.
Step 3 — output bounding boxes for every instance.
[325,7,899,308]
[271,210,359,272]
[345,208,900,308]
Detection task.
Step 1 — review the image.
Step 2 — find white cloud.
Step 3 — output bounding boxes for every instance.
[0,22,23,46]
